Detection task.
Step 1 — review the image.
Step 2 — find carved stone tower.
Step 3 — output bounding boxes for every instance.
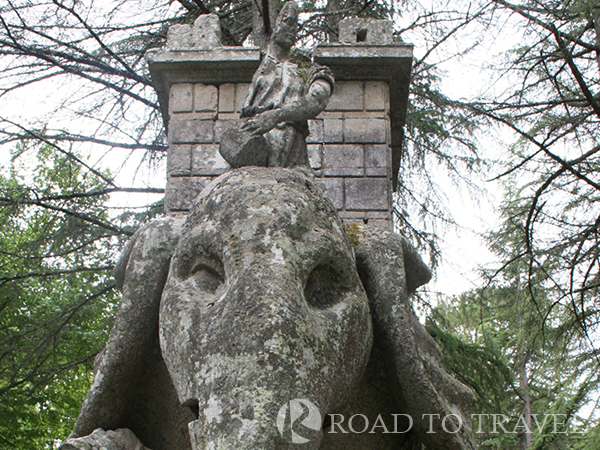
[146,16,413,229]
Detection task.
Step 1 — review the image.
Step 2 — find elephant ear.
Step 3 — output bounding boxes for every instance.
[352,225,478,450]
[70,216,186,440]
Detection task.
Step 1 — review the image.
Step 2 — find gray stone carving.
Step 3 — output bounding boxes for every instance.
[61,4,478,449]
[61,428,150,450]
[338,18,394,45]
[166,14,222,50]
[219,2,334,169]
[61,167,477,450]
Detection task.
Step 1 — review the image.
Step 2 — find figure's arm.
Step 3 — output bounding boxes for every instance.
[241,86,258,118]
[240,78,332,135]
[241,67,263,118]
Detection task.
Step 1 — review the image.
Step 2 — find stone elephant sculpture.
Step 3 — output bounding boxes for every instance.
[61,167,477,450]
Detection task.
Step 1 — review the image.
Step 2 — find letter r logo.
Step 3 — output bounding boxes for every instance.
[277,399,322,443]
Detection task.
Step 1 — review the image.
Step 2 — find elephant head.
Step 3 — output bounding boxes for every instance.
[159,167,372,449]
[62,167,477,450]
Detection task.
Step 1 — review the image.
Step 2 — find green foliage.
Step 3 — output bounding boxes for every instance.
[429,184,599,449]
[399,64,483,267]
[474,0,600,348]
[426,319,512,412]
[0,145,140,449]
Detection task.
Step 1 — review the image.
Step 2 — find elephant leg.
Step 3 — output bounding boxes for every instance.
[70,217,185,439]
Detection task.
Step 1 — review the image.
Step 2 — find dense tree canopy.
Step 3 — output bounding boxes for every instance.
[471,0,600,342]
[0,144,132,448]
[429,188,599,449]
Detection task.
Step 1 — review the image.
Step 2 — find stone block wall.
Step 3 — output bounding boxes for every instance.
[165,80,392,228]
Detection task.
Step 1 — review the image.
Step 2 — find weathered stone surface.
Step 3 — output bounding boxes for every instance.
[214,83,251,116]
[170,84,193,113]
[194,84,218,112]
[323,144,363,176]
[219,4,333,170]
[65,4,481,450]
[65,216,194,450]
[307,119,323,144]
[218,84,236,113]
[365,144,390,176]
[344,118,388,144]
[167,145,192,176]
[63,167,478,450]
[338,18,394,45]
[338,210,390,221]
[213,119,235,143]
[316,177,344,209]
[234,83,249,114]
[61,428,151,450]
[323,118,343,143]
[364,165,388,178]
[166,14,222,50]
[307,144,323,170]
[165,25,193,50]
[341,217,391,229]
[192,144,229,175]
[325,81,364,111]
[170,119,214,144]
[160,167,373,449]
[218,125,268,168]
[147,27,413,192]
[165,176,210,211]
[364,81,389,111]
[352,225,478,450]
[345,177,389,210]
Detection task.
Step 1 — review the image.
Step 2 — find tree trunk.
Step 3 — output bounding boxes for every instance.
[518,360,533,450]
[325,0,342,42]
[516,274,532,450]
[594,13,600,76]
[252,0,278,48]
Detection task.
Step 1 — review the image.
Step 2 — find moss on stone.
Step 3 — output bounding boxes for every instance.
[346,223,362,248]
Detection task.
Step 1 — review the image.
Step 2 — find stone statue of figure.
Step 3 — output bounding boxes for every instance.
[219,1,334,169]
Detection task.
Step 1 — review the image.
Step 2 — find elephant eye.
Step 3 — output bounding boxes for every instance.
[190,263,224,294]
[174,247,225,294]
[304,263,350,309]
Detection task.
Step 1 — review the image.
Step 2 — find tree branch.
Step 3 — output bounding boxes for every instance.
[552,28,600,119]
